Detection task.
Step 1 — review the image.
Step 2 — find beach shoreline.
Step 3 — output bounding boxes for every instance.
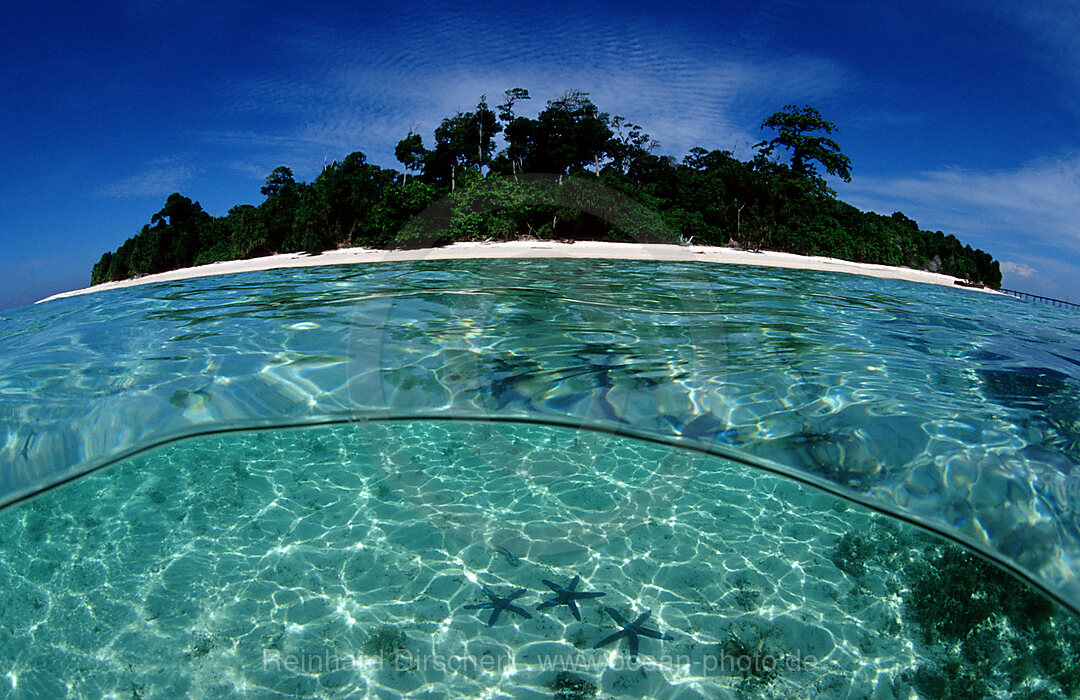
[36,240,1000,303]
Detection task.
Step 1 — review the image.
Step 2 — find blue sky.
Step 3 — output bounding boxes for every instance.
[2,0,1078,308]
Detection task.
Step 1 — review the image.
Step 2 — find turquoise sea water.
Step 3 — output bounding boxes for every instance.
[1,259,1079,697]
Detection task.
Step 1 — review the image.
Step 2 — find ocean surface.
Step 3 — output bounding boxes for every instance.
[0,258,1078,698]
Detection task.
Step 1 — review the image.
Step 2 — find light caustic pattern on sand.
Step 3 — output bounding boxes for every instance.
[2,420,1075,698]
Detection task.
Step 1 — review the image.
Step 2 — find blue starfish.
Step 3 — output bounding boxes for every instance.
[463,585,533,627]
[536,576,604,621]
[593,607,673,661]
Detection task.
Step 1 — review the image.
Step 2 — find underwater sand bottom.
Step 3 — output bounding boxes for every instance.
[0,421,996,698]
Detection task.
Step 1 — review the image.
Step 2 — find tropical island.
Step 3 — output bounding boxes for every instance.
[88,89,1001,289]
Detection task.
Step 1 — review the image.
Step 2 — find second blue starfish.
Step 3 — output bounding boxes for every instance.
[593,607,673,661]
[536,576,605,621]
[465,585,533,627]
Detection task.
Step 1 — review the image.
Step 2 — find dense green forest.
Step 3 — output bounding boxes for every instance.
[90,90,1001,288]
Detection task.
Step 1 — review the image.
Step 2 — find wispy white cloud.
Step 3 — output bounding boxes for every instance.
[203,5,855,172]
[994,251,1080,301]
[1000,261,1036,278]
[838,156,1080,297]
[226,160,274,181]
[1002,1,1080,91]
[97,160,194,198]
[840,156,1080,250]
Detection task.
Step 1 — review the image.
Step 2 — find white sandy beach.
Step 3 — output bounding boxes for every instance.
[37,240,999,303]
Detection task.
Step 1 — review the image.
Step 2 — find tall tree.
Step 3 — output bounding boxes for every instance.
[495,88,533,176]
[305,151,397,249]
[608,115,656,174]
[261,166,296,196]
[473,96,501,172]
[531,90,613,174]
[258,167,302,251]
[497,87,531,123]
[754,105,852,185]
[395,131,427,182]
[151,192,201,227]
[425,98,503,189]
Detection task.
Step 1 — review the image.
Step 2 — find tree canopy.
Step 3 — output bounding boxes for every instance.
[90,91,1001,290]
[755,104,853,186]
